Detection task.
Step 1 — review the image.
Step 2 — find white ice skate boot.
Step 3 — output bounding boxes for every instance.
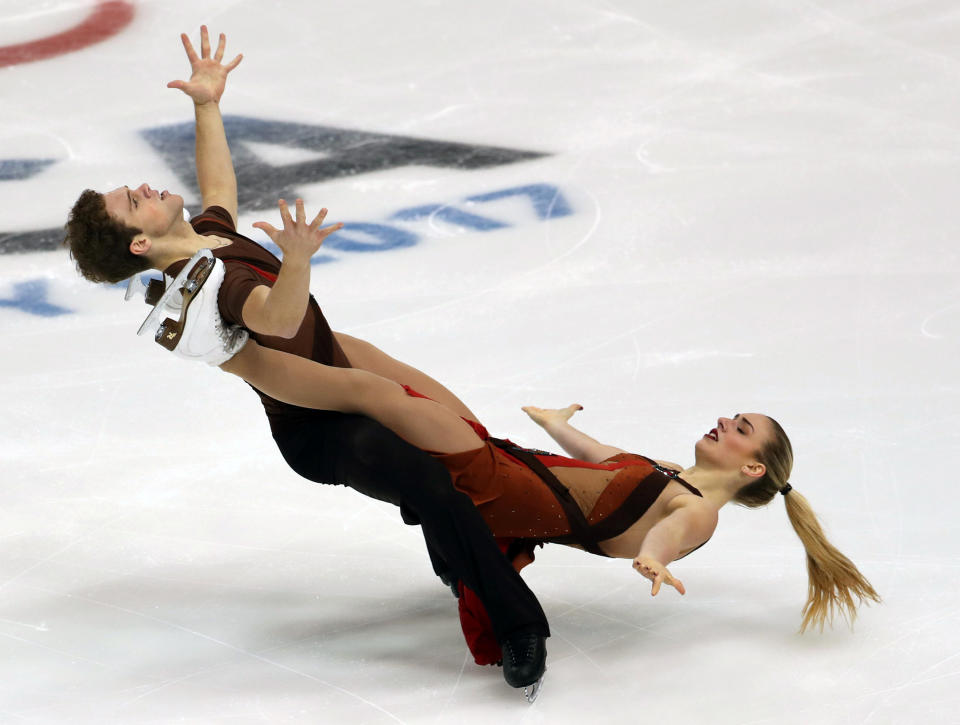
[132,249,249,365]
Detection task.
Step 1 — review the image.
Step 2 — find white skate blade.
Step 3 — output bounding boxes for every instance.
[123,273,147,302]
[524,674,544,703]
[137,249,212,337]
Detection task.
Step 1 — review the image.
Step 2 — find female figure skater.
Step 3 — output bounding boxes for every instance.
[219,332,880,662]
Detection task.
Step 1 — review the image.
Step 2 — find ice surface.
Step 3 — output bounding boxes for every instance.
[0,0,958,722]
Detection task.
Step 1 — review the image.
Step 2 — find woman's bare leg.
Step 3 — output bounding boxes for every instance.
[335,332,480,423]
[222,341,483,454]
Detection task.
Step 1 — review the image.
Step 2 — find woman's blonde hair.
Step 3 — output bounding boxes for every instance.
[733,418,881,632]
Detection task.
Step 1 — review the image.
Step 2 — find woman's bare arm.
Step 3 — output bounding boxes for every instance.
[334,332,480,423]
[632,497,718,596]
[221,341,483,454]
[521,405,627,463]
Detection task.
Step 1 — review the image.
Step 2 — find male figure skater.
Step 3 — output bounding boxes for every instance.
[63,27,547,697]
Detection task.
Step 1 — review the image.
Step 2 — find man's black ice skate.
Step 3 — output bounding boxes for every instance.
[501,631,546,702]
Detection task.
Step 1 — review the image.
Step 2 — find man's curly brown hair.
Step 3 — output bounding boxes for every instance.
[64,189,150,283]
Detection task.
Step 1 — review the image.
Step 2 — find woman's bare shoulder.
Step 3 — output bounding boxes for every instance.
[666,489,718,522]
[654,459,684,471]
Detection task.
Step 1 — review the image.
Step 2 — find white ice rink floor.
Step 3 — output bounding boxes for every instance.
[1,1,958,722]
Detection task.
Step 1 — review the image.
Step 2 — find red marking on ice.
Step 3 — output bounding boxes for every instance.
[0,1,134,69]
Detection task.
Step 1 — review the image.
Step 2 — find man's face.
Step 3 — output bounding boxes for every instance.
[102,183,184,244]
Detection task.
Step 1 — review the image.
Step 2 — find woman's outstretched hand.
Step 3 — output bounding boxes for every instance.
[167,26,243,105]
[521,404,583,429]
[253,199,344,263]
[633,555,686,596]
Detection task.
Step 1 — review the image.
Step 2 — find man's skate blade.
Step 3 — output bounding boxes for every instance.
[523,675,544,703]
[137,296,170,336]
[137,250,211,336]
[124,273,147,302]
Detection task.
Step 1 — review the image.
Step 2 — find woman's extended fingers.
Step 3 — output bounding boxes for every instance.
[635,561,686,596]
[520,406,545,424]
[659,569,685,595]
[521,404,582,426]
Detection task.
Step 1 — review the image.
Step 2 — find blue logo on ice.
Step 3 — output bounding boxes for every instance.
[0,116,575,316]
[262,183,574,265]
[0,279,71,317]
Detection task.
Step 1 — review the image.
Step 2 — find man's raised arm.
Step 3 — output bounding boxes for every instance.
[244,199,343,338]
[167,26,243,225]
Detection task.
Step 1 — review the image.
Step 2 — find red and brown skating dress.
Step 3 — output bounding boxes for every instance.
[402,387,706,664]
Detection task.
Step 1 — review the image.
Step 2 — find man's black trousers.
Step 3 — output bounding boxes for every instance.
[271,411,549,642]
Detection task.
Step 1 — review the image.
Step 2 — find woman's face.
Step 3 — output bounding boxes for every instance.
[695,413,774,475]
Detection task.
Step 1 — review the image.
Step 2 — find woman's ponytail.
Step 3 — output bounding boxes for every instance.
[733,418,880,632]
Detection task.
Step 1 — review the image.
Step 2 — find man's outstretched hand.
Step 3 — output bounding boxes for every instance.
[253,199,344,263]
[167,25,242,106]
